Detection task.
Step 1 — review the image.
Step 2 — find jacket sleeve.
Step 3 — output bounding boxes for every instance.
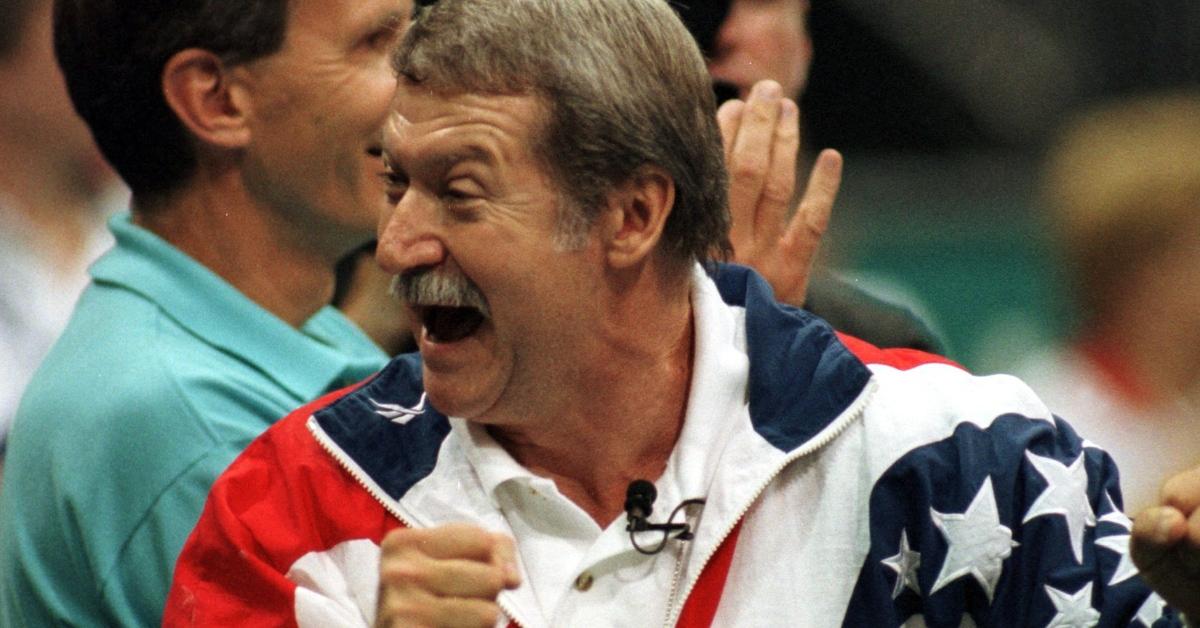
[164,390,401,628]
[841,410,1184,627]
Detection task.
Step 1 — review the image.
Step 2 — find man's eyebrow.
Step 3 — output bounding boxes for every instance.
[384,143,496,178]
[431,145,496,173]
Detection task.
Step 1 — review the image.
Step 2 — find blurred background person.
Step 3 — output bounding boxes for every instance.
[1015,92,1200,513]
[0,0,123,465]
[704,0,812,102]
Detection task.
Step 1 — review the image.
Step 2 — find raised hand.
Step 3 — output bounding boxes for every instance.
[375,523,521,628]
[717,79,842,307]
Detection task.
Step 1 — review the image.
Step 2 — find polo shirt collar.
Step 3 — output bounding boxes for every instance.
[90,212,386,399]
[453,419,537,504]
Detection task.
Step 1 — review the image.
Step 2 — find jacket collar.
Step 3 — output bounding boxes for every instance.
[712,263,872,452]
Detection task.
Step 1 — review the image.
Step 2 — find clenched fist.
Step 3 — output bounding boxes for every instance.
[1132,467,1200,621]
[375,523,521,628]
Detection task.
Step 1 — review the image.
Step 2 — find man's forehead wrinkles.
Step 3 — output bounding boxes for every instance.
[386,88,539,171]
[388,130,501,177]
[402,118,508,165]
[386,110,409,134]
[381,111,411,162]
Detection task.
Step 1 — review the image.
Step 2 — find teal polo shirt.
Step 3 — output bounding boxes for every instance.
[0,213,388,627]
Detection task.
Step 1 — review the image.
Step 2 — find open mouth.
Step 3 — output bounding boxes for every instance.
[420,305,486,343]
[395,267,490,344]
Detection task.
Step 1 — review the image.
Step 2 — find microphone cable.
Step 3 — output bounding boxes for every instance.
[624,479,706,555]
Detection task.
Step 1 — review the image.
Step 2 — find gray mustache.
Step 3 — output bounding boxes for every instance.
[390,268,491,317]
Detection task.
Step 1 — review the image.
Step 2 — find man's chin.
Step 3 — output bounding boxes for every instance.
[420,376,497,421]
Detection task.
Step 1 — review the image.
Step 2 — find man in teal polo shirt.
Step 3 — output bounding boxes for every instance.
[0,0,408,625]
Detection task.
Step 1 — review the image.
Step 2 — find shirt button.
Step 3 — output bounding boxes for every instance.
[573,571,594,592]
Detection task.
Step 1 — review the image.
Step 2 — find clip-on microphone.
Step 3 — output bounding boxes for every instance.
[624,480,706,555]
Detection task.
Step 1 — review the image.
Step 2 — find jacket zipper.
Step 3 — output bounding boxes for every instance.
[307,417,527,627]
[308,416,416,526]
[661,377,878,627]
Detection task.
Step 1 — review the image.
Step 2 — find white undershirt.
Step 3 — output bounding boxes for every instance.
[451,266,751,627]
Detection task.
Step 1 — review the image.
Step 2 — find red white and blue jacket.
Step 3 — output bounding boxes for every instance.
[164,264,1181,627]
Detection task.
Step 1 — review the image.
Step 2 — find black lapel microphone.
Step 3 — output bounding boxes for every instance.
[624,479,706,555]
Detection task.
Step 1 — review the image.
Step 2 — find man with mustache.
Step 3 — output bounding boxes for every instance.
[166,1,1200,626]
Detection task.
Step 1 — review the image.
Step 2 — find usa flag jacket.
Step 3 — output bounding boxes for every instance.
[165,264,1181,627]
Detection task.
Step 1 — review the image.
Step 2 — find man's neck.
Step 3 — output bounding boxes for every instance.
[133,176,350,328]
[489,271,696,525]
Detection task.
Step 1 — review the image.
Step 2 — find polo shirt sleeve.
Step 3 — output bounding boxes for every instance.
[0,359,274,626]
[88,371,283,625]
[97,437,259,624]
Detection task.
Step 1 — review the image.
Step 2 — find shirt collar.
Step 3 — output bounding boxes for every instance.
[90,212,387,399]
[451,418,553,507]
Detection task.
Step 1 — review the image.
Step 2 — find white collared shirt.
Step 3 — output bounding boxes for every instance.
[450,266,751,628]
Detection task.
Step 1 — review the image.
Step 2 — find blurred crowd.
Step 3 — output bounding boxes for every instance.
[0,0,1196,624]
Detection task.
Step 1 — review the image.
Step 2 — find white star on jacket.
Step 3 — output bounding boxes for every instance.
[1022,452,1096,563]
[1094,496,1140,586]
[1098,492,1130,527]
[882,529,922,599]
[1044,582,1100,627]
[1134,594,1167,627]
[930,476,1019,601]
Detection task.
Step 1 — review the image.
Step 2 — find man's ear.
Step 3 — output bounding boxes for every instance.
[161,49,252,149]
[602,165,676,270]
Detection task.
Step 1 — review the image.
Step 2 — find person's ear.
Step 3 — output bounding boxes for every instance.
[161,49,252,149]
[601,165,675,270]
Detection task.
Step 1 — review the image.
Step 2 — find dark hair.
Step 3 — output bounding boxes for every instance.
[0,0,39,59]
[396,0,731,270]
[52,0,290,199]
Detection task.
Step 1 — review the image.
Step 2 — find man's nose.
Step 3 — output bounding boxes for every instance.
[376,188,447,275]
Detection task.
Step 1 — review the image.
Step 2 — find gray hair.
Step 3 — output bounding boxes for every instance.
[394,0,730,271]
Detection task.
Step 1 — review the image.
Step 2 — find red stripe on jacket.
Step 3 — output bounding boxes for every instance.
[835,332,963,371]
